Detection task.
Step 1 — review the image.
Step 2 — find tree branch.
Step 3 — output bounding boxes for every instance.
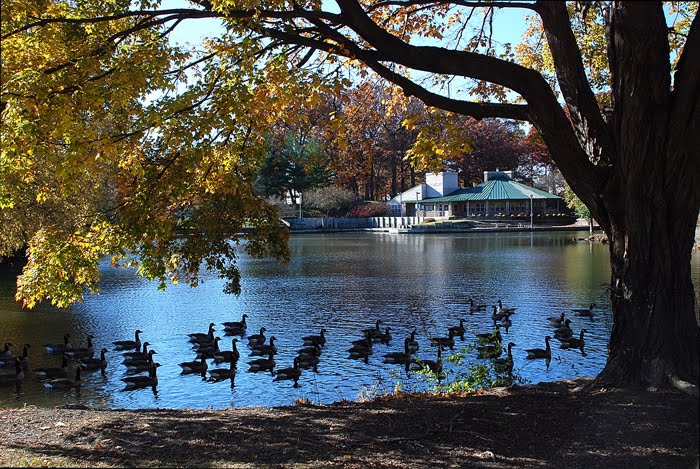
[537,1,614,167]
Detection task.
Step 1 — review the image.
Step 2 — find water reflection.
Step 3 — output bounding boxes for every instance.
[0,231,698,410]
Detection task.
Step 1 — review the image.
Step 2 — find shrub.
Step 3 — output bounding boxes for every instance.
[347,203,390,218]
[303,187,358,217]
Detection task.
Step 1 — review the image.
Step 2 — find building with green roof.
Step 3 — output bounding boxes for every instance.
[387,170,568,222]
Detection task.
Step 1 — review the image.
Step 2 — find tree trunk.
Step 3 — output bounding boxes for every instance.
[597,200,699,389]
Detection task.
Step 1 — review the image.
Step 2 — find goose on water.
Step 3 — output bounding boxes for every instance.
[449,319,466,340]
[273,357,302,387]
[122,342,151,361]
[407,328,419,353]
[195,337,223,359]
[1,343,30,367]
[547,312,566,328]
[302,328,327,347]
[207,359,237,382]
[247,327,267,347]
[113,330,142,351]
[361,320,383,340]
[497,300,517,314]
[383,338,413,370]
[79,348,108,372]
[553,319,573,340]
[125,350,158,372]
[0,342,14,358]
[34,353,70,380]
[250,336,278,356]
[45,334,72,354]
[188,323,216,345]
[179,354,208,374]
[65,335,95,359]
[560,329,587,350]
[122,363,161,390]
[411,346,443,374]
[572,303,596,317]
[429,329,456,350]
[248,351,276,373]
[43,366,84,390]
[0,358,25,386]
[373,327,391,345]
[222,314,248,334]
[213,339,241,364]
[525,336,552,359]
[494,342,516,374]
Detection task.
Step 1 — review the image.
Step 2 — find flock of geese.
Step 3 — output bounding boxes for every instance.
[0,300,597,393]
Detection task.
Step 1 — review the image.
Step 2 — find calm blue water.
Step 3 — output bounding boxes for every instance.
[0,231,697,409]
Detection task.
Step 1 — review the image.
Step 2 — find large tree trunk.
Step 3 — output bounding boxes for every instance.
[597,181,699,388]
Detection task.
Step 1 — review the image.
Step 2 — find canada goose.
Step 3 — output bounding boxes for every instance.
[222,314,248,334]
[411,346,443,374]
[501,312,512,330]
[34,353,70,380]
[373,327,391,344]
[122,342,151,361]
[45,334,72,354]
[273,357,302,387]
[547,312,566,328]
[347,345,372,363]
[125,350,158,372]
[247,327,267,347]
[554,319,573,339]
[448,319,466,340]
[494,342,516,373]
[0,342,13,358]
[195,337,223,359]
[477,342,502,359]
[351,330,373,347]
[429,329,456,350]
[560,329,587,349]
[122,363,161,389]
[248,352,276,373]
[361,320,383,339]
[1,343,30,367]
[179,354,208,374]
[407,328,419,353]
[296,353,320,370]
[491,305,509,322]
[302,328,327,347]
[43,366,83,390]
[297,344,322,357]
[0,358,25,385]
[497,300,517,314]
[469,297,487,313]
[188,323,216,344]
[525,336,552,359]
[208,359,237,382]
[572,303,596,317]
[250,336,278,356]
[79,348,108,372]
[213,339,241,364]
[113,330,142,351]
[476,324,502,345]
[65,335,95,359]
[383,338,413,369]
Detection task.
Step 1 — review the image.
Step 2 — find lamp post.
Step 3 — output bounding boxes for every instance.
[529,194,534,229]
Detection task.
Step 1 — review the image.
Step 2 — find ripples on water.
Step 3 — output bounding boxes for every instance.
[1,231,697,410]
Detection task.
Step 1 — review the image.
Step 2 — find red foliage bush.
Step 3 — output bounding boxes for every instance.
[347,203,390,218]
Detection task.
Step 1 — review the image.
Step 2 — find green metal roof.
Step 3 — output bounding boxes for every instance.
[424,175,561,203]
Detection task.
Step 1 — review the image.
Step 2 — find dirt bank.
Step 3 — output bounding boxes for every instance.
[0,378,697,468]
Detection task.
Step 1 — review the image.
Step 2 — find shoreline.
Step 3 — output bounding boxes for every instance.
[1,378,696,468]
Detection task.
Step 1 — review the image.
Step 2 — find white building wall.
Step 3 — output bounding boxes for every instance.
[425,171,459,197]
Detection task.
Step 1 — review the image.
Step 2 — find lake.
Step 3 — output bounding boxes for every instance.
[1,231,697,409]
